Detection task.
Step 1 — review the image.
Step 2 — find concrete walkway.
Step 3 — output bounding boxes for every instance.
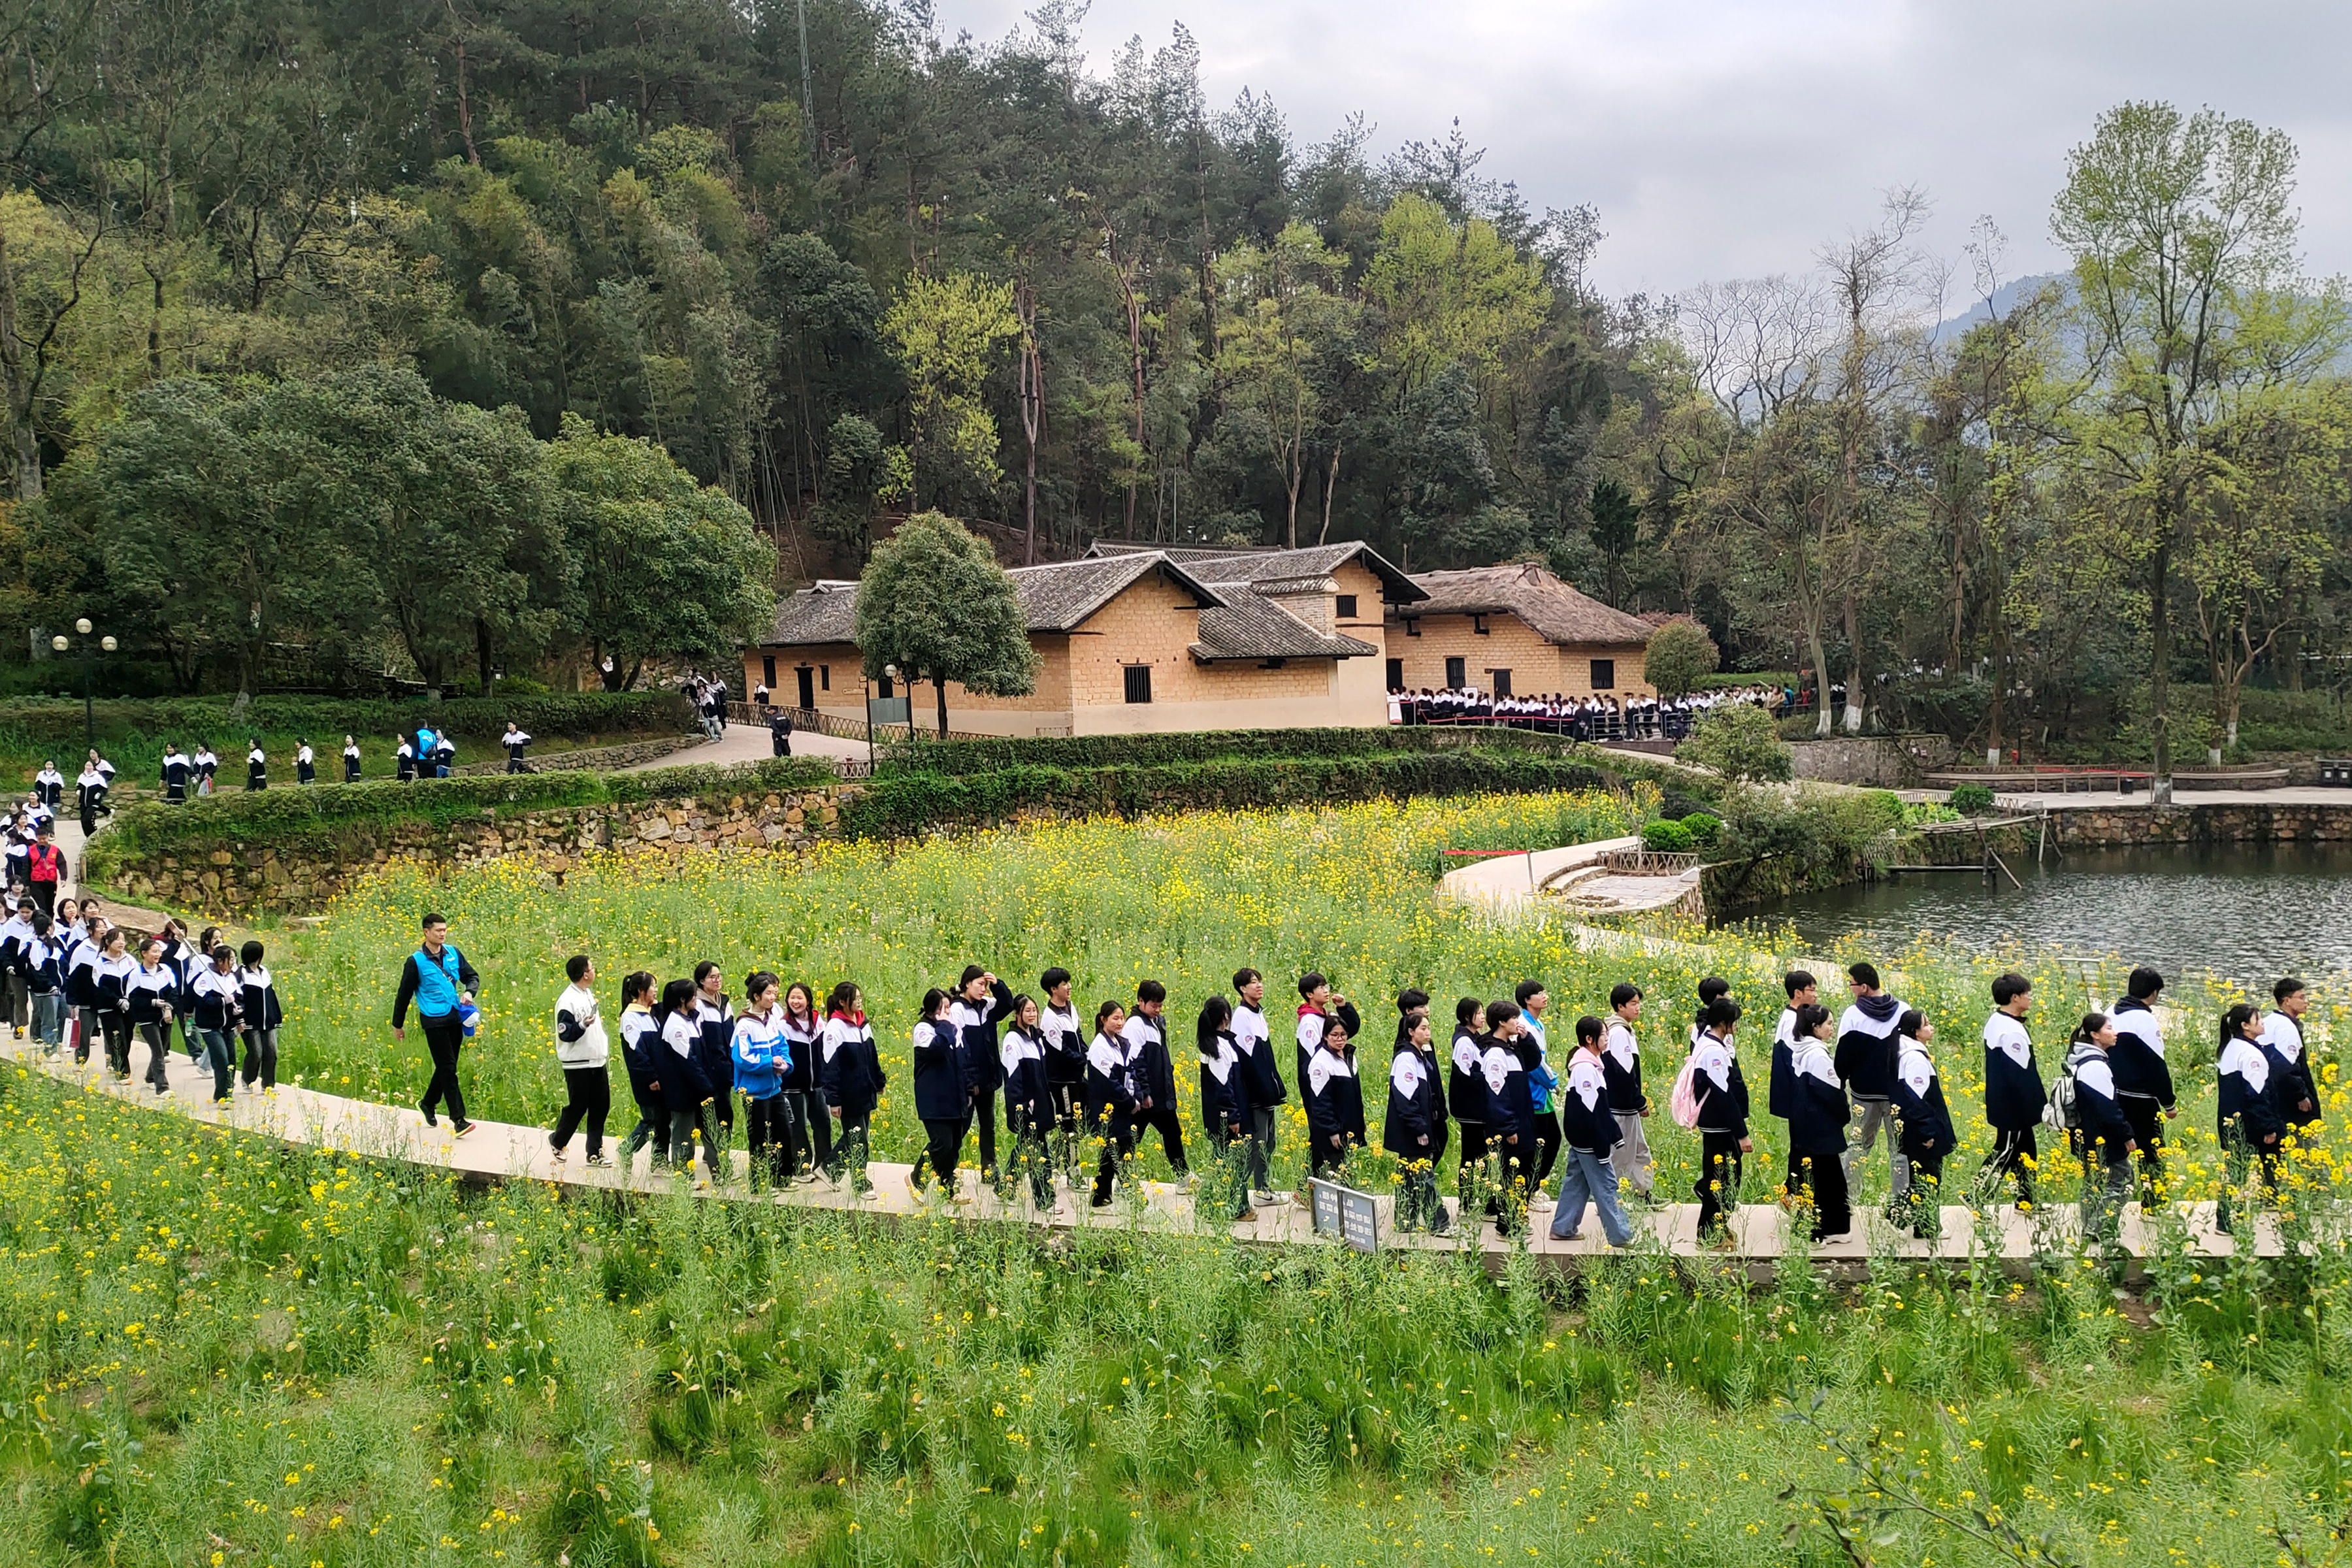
[0,1026,2296,1279]
[621,721,868,771]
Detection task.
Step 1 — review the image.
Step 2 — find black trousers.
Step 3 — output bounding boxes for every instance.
[241,1027,278,1089]
[1309,1129,1354,1179]
[1793,1150,1850,1239]
[1902,1148,1946,1235]
[743,1092,792,1179]
[1491,1135,1534,1235]
[137,1021,171,1090]
[1982,1124,2038,1207]
[2119,1095,2167,1193]
[666,1105,721,1175]
[29,878,53,917]
[914,1114,968,1193]
[966,1090,998,1171]
[552,1064,610,1158]
[787,1088,831,1176]
[1696,1130,1742,1235]
[1529,1107,1561,1186]
[622,1074,668,1161]
[1047,1079,1082,1173]
[831,1105,874,1189]
[1090,1117,1136,1205]
[1007,1102,1056,1207]
[99,1010,131,1075]
[1134,1102,1188,1175]
[419,1015,467,1126]
[1457,1119,1490,1209]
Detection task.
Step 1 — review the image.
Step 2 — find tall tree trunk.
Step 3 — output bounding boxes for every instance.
[1840,594,1865,734]
[1316,443,1341,544]
[1016,283,1041,564]
[1806,620,1833,739]
[934,671,948,738]
[2149,537,2171,795]
[0,230,33,502]
[475,617,495,693]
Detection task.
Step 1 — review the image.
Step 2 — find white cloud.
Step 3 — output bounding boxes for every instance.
[932,0,2352,297]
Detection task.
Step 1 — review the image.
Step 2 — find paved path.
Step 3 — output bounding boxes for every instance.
[621,722,868,771]
[0,1028,2294,1278]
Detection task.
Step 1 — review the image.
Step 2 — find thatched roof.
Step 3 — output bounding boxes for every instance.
[1399,563,1652,646]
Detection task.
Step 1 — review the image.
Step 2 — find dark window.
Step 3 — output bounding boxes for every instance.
[821,664,832,692]
[1445,655,1466,687]
[761,655,776,689]
[796,666,815,710]
[1471,614,1490,635]
[1404,617,1422,638]
[875,671,890,699]
[1590,659,1615,690]
[1124,664,1153,704]
[1490,669,1512,697]
[1336,594,1358,618]
[1385,658,1403,689]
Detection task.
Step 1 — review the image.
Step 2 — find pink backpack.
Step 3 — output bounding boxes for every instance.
[1668,1051,1703,1130]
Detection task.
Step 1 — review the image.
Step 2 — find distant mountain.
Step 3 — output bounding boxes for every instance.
[1927,272,2071,344]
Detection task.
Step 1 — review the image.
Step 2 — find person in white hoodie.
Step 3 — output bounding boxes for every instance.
[549,955,612,1166]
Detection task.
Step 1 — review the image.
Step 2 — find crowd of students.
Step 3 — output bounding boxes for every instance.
[1388,683,1791,740]
[451,928,2325,1249]
[147,723,547,804]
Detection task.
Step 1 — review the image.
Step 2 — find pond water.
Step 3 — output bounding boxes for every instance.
[1718,843,2352,985]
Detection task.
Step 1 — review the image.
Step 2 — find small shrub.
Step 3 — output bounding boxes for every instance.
[1678,811,1722,848]
[1949,781,1995,815]
[1641,818,1693,853]
[1674,704,1795,783]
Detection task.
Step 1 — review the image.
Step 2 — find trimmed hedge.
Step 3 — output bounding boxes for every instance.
[0,691,693,751]
[85,755,836,877]
[839,750,1615,839]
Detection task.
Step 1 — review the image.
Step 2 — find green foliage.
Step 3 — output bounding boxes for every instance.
[1678,810,1722,847]
[1642,617,1720,700]
[1705,783,1906,907]
[1640,817,1693,852]
[1948,781,1996,816]
[853,512,1037,736]
[1675,702,1796,783]
[883,273,1020,504]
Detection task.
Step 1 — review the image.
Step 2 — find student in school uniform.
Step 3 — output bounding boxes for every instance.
[92,926,137,1079]
[1689,998,1752,1240]
[950,966,1015,1182]
[22,910,62,1054]
[1301,1009,1365,1179]
[2217,1001,2289,1235]
[188,943,242,1103]
[2260,978,2322,1138]
[732,972,792,1186]
[1294,972,1361,1091]
[65,915,104,1065]
[1980,973,2045,1209]
[1478,1001,1536,1235]
[1548,1013,1633,1247]
[193,743,218,793]
[2063,1013,2136,1254]
[395,736,418,782]
[2108,967,2178,1199]
[690,962,736,1156]
[1771,970,1817,1199]
[1037,968,1085,1183]
[1601,983,1654,1201]
[33,759,61,809]
[617,971,669,1168]
[820,982,883,1192]
[1196,994,1256,1222]
[550,955,612,1166]
[1889,1009,1954,1237]
[1448,996,1489,1213]
[1001,994,1058,1211]
[342,736,363,783]
[0,897,30,1040]
[433,734,456,777]
[127,936,180,1094]
[503,723,533,774]
[1786,1002,1853,1240]
[1085,1000,1140,1208]
[1123,980,1188,1177]
[236,940,283,1091]
[295,738,317,785]
[1232,967,1288,1206]
[908,988,968,1201]
[74,757,105,835]
[779,981,828,1182]
[1514,980,1562,1197]
[657,977,722,1182]
[160,743,193,804]
[1836,962,1907,1205]
[1386,1008,1449,1233]
[245,739,266,791]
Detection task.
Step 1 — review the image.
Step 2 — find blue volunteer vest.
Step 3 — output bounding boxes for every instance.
[413,945,464,1019]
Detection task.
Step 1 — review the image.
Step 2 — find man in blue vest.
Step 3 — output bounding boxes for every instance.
[392,911,481,1135]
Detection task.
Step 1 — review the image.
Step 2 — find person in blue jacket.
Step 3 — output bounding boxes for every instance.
[391,912,480,1137]
[1195,993,1256,1222]
[1385,1008,1448,1233]
[2217,1001,2289,1235]
[731,972,793,1186]
[1889,1009,1955,1238]
[2062,1012,2136,1255]
[1785,1002,1852,1241]
[908,988,968,1201]
[1000,994,1058,1211]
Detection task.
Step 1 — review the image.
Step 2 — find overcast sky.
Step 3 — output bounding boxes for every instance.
[928,0,2352,303]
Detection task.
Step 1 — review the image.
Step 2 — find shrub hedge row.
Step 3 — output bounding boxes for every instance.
[0,690,693,750]
[85,755,837,877]
[839,750,1617,838]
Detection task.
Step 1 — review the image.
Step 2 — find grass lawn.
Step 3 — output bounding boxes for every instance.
[3,790,2350,1565]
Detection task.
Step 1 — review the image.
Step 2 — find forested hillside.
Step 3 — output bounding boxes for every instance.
[0,0,2340,766]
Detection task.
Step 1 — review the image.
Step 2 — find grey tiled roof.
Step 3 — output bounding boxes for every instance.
[760,553,1228,647]
[1087,539,1426,602]
[1398,563,1654,646]
[1190,591,1381,662]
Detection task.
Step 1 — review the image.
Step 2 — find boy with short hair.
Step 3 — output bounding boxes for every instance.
[1601,983,1653,1200]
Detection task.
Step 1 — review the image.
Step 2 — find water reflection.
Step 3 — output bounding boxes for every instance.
[1717,843,2352,985]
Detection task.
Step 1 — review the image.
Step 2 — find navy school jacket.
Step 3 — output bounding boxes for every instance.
[1784,1040,1850,1157]
[2218,1032,2290,1146]
[1835,992,1904,1101]
[1891,1039,1955,1158]
[1302,1043,1365,1151]
[2106,997,2174,1109]
[1558,1052,1619,1157]
[1001,1022,1054,1125]
[1084,1030,1141,1133]
[910,1017,966,1120]
[1383,1040,1445,1160]
[1982,1011,2046,1132]
[820,1013,886,1115]
[1199,1028,1253,1136]
[951,977,1015,1096]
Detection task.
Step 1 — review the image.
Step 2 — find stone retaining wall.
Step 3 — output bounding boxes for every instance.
[114,785,855,917]
[1789,734,1955,787]
[2048,801,2352,847]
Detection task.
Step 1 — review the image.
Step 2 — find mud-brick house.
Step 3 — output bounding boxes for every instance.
[1384,561,1655,698]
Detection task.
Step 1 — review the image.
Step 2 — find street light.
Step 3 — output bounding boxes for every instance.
[52,620,116,751]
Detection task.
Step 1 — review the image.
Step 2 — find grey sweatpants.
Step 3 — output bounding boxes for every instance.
[1845,1098,1910,1195]
[1610,1110,1653,1196]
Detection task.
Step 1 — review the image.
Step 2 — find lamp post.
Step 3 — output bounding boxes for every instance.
[50,619,116,753]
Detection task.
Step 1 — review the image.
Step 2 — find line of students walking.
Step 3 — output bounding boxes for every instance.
[466,938,2319,1244]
